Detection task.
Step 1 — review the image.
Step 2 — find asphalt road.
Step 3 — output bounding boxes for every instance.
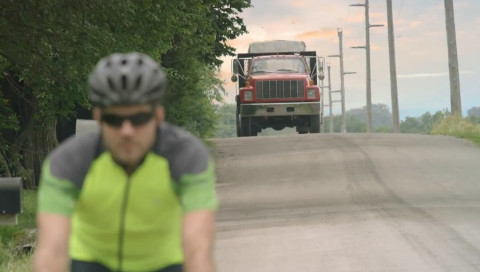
[211,134,480,272]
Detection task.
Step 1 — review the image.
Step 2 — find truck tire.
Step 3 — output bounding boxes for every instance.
[236,109,241,137]
[250,126,258,136]
[310,114,320,133]
[296,126,309,134]
[240,117,250,137]
[240,117,259,137]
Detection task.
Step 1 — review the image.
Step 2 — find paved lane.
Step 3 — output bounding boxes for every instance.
[211,134,480,272]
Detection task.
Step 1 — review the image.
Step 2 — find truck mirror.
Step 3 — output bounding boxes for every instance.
[231,74,238,82]
[318,72,325,81]
[0,177,22,226]
[233,60,239,74]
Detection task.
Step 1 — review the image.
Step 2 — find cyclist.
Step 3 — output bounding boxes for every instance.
[34,53,218,272]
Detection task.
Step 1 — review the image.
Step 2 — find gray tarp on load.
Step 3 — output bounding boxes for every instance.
[248,40,306,54]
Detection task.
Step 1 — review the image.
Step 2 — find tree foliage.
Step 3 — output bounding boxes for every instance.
[346,104,393,130]
[467,107,480,117]
[323,104,391,133]
[0,0,250,187]
[400,110,448,133]
[214,103,236,138]
[467,107,480,124]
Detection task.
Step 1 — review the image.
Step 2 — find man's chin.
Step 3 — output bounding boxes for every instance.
[112,153,140,168]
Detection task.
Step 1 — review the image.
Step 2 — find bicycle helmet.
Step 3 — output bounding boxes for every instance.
[88,52,167,107]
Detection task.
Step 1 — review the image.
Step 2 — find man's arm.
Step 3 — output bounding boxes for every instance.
[182,210,216,272]
[34,213,71,272]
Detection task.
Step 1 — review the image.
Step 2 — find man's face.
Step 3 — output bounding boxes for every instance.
[94,104,164,168]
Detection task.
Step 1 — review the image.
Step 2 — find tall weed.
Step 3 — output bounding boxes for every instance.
[0,190,37,270]
[431,115,480,146]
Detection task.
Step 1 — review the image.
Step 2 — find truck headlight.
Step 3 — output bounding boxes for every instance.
[244,91,253,101]
[307,89,316,99]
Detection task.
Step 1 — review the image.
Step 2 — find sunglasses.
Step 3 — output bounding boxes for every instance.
[101,111,155,127]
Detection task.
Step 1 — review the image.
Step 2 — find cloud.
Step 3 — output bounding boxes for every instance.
[370,44,383,51]
[346,12,364,24]
[295,28,338,40]
[398,71,473,79]
[370,12,385,20]
[410,21,422,28]
[290,0,309,8]
[398,72,448,78]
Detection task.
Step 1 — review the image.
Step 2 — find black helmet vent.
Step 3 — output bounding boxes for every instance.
[121,75,127,90]
[107,78,116,91]
[134,76,142,90]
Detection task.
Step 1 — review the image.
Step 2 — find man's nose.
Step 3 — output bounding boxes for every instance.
[119,120,135,135]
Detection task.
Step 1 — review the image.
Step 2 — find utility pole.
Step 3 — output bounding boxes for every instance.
[351,0,383,132]
[320,67,325,133]
[329,28,355,134]
[386,0,400,132]
[327,65,333,133]
[318,57,326,133]
[338,29,347,134]
[328,29,346,133]
[444,0,462,116]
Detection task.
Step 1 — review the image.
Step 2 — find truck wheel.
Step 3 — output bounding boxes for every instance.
[310,114,320,133]
[250,126,258,136]
[241,118,250,137]
[296,126,309,134]
[236,112,241,137]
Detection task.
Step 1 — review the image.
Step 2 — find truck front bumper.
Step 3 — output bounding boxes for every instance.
[240,102,320,117]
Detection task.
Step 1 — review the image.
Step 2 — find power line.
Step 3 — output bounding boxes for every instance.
[396,0,405,22]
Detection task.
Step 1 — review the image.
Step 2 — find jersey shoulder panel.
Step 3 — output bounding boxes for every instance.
[153,123,209,182]
[48,130,102,188]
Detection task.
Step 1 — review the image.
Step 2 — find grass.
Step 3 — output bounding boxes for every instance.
[0,190,37,271]
[431,115,480,146]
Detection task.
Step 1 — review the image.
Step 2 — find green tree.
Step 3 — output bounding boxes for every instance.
[401,117,424,133]
[467,107,480,117]
[347,115,367,133]
[323,115,342,133]
[467,107,480,124]
[215,103,236,138]
[346,104,392,130]
[400,110,448,133]
[0,0,250,187]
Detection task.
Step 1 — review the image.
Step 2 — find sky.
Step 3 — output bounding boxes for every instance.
[219,0,480,119]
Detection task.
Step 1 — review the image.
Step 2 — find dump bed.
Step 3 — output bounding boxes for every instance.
[248,40,306,53]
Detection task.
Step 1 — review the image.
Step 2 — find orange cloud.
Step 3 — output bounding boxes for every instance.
[370,12,385,20]
[346,11,384,24]
[295,28,338,40]
[370,44,382,51]
[346,13,364,24]
[227,39,252,53]
[291,0,308,8]
[410,21,422,28]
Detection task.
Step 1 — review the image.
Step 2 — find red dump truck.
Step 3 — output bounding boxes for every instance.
[231,40,324,136]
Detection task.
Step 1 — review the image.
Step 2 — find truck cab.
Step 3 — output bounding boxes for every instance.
[232,41,324,136]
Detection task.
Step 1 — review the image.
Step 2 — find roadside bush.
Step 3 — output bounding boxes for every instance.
[431,115,480,146]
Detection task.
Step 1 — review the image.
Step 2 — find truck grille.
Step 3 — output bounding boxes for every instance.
[255,80,305,99]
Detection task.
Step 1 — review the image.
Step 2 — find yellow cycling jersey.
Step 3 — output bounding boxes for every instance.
[38,123,217,271]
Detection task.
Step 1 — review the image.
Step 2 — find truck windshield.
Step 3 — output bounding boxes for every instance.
[250,57,307,74]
